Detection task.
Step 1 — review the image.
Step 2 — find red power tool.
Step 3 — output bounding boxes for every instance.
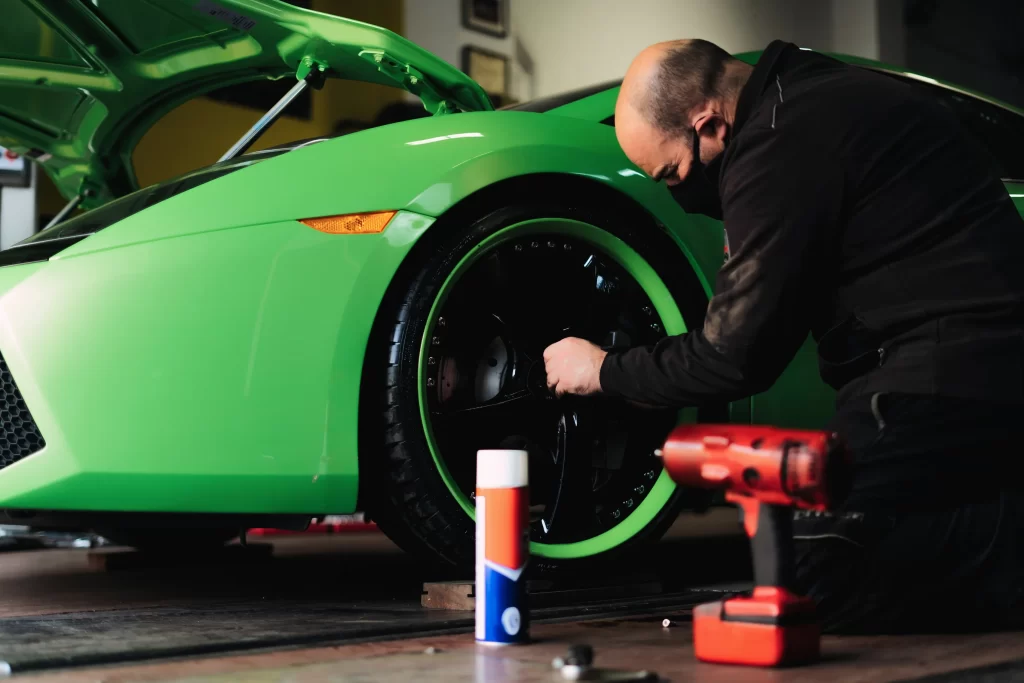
[659,424,851,667]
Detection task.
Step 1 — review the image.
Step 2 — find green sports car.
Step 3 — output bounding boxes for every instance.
[2,0,1023,569]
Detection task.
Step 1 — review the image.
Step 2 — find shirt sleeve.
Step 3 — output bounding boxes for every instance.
[599,125,843,408]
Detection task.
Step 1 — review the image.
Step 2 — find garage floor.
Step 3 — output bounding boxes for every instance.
[2,510,1023,682]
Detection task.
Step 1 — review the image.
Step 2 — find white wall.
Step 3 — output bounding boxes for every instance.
[404,0,509,71]
[403,0,531,101]
[404,0,881,101]
[512,0,830,97]
[0,164,36,250]
[830,0,881,62]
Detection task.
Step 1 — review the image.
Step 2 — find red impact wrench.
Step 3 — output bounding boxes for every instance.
[658,424,852,667]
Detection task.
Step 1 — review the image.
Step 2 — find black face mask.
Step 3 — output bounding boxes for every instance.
[669,126,726,220]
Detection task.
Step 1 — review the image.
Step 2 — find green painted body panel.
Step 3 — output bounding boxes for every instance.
[58,111,727,288]
[0,211,433,512]
[0,0,492,207]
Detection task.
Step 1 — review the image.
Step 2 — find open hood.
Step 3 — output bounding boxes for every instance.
[0,0,494,207]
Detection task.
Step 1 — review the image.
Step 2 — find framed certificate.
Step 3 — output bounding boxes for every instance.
[462,0,508,39]
[462,45,509,98]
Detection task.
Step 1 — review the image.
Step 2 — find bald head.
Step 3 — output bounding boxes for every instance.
[616,39,750,184]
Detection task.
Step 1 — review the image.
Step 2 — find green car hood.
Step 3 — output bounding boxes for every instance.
[0,0,493,208]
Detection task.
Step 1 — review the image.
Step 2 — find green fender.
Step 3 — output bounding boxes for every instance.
[58,111,726,292]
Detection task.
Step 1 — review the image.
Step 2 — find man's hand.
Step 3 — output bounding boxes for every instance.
[543,337,607,397]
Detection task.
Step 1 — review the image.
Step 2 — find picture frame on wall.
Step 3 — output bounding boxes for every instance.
[0,147,31,188]
[462,0,508,39]
[461,45,510,101]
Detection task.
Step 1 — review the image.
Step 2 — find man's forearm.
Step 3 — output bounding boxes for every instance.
[599,330,771,408]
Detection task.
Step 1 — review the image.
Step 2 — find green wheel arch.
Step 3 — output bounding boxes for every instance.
[417,217,698,560]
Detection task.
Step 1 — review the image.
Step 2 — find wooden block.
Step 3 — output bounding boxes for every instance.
[421,574,664,611]
[421,580,475,610]
[86,542,274,572]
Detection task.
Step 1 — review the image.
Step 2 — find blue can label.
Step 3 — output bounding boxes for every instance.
[475,490,529,644]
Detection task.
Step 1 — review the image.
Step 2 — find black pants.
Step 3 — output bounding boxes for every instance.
[791,392,1024,634]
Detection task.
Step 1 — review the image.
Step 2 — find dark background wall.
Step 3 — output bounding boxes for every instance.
[880,0,1024,109]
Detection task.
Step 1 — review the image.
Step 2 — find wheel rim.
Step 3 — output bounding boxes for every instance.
[418,218,696,559]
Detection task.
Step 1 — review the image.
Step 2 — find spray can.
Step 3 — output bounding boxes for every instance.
[475,448,530,645]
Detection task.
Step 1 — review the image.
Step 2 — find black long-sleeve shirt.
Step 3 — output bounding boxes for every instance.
[600,40,1024,408]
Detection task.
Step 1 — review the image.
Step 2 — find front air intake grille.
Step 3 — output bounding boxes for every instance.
[0,352,45,470]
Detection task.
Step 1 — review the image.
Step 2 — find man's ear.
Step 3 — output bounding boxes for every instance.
[693,109,725,143]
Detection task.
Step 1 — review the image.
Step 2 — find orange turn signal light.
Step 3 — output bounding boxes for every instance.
[299,210,396,235]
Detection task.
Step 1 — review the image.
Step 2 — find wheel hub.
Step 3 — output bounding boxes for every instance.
[424,233,679,545]
[525,360,552,400]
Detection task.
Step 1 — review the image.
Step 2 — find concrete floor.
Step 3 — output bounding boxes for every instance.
[0,509,744,619]
[3,510,1024,682]
[13,610,1024,682]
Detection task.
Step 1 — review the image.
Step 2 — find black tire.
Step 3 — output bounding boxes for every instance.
[362,185,718,574]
